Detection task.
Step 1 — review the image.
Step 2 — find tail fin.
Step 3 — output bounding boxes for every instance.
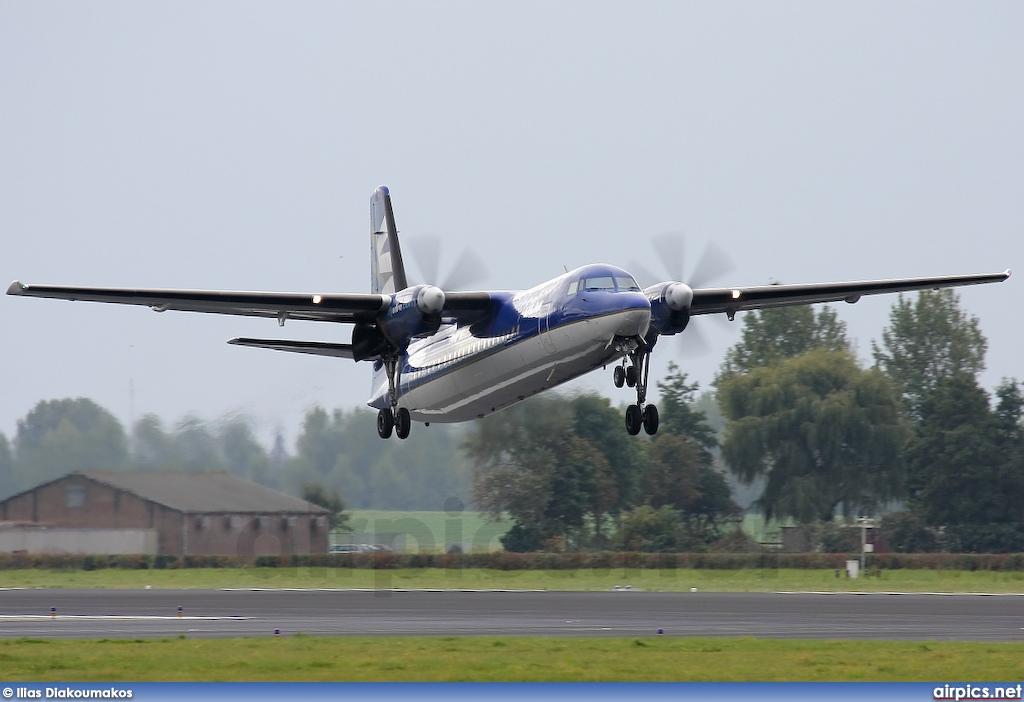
[369,185,408,294]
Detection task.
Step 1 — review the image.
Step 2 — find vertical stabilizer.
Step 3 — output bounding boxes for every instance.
[369,185,408,295]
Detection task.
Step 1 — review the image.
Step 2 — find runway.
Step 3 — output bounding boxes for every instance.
[2,588,1023,641]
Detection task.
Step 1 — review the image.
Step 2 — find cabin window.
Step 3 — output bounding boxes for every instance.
[582,276,616,291]
[65,485,86,508]
[615,275,641,291]
[567,280,578,295]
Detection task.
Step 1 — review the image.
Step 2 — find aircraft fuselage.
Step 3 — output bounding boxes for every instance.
[369,263,651,422]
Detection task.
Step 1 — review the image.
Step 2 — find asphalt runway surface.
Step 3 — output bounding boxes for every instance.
[2,588,1024,641]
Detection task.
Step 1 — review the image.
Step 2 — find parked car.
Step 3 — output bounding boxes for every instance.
[329,544,369,553]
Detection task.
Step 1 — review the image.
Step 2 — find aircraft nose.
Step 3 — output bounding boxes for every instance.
[614,308,651,338]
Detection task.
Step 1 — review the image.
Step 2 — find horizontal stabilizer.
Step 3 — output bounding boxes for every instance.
[227,338,355,359]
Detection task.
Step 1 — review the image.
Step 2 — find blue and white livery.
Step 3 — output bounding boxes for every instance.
[8,186,1012,439]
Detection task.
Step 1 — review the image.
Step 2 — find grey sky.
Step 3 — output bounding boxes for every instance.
[2,2,1021,445]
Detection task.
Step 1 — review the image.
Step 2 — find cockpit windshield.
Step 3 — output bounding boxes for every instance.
[615,275,641,292]
[582,276,616,291]
[569,273,642,295]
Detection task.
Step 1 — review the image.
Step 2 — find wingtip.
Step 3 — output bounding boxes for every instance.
[1005,268,1012,279]
[7,280,26,296]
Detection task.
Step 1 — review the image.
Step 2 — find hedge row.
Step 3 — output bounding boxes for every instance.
[4,551,1024,571]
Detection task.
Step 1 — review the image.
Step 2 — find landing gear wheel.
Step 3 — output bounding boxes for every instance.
[625,366,638,387]
[395,407,412,440]
[643,404,659,435]
[625,404,642,436]
[613,365,625,388]
[376,408,394,439]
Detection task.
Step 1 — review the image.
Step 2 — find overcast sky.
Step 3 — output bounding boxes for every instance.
[2,2,1021,446]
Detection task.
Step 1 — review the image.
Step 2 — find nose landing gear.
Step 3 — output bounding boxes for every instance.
[617,343,659,436]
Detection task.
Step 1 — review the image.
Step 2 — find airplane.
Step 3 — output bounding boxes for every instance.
[8,185,1012,440]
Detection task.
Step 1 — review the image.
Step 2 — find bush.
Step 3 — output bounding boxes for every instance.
[880,510,939,553]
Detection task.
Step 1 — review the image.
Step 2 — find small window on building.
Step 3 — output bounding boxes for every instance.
[65,485,86,508]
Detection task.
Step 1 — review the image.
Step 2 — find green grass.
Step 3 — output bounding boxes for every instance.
[3,567,1024,592]
[341,510,512,551]
[0,636,1020,681]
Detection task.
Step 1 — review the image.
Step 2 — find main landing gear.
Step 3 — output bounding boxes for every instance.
[377,406,411,440]
[615,345,659,436]
[376,354,413,440]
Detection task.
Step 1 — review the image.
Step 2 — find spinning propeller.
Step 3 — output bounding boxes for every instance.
[630,232,736,356]
[407,235,491,292]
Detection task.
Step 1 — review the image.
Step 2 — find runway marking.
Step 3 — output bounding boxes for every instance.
[0,615,253,621]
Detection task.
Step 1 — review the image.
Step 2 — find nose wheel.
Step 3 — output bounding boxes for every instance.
[619,344,659,436]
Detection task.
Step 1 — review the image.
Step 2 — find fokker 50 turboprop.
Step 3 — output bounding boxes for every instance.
[8,186,1011,439]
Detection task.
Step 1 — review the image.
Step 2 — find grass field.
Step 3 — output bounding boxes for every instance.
[3,567,1024,592]
[0,636,1021,681]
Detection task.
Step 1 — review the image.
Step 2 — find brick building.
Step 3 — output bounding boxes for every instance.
[0,471,330,556]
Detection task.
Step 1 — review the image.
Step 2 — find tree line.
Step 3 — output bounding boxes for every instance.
[715,288,1024,553]
[466,367,741,552]
[0,402,474,512]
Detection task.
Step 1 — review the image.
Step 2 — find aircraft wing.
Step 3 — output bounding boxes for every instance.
[6,281,392,323]
[688,270,1011,316]
[6,281,496,325]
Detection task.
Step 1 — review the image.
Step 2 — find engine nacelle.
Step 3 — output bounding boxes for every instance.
[376,284,447,352]
[646,281,692,336]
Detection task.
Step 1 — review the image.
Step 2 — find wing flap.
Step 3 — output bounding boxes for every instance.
[690,270,1011,316]
[227,338,356,359]
[7,282,390,323]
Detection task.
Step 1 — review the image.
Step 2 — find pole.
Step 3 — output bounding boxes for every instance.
[860,518,866,575]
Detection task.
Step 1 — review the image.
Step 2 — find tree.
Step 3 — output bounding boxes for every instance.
[640,434,739,544]
[717,303,849,380]
[285,405,472,510]
[301,482,350,531]
[644,364,740,543]
[568,394,643,514]
[657,362,718,454]
[220,416,274,488]
[13,398,129,494]
[872,289,987,420]
[0,433,14,500]
[718,350,906,523]
[907,374,1023,529]
[465,394,632,551]
[615,505,687,552]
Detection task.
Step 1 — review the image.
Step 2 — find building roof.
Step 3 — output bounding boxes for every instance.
[78,471,329,514]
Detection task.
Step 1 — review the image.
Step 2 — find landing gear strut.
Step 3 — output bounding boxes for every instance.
[376,354,412,440]
[619,343,659,436]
